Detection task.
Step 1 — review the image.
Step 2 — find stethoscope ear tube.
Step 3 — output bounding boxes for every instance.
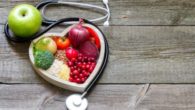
[36,0,110,26]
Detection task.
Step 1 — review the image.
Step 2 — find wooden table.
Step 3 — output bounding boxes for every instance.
[1,0,195,110]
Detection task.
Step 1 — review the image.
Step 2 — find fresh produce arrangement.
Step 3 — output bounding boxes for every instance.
[33,19,100,84]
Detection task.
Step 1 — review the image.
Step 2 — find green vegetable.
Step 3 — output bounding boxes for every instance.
[34,50,54,70]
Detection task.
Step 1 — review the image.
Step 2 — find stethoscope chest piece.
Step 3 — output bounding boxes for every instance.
[66,94,88,110]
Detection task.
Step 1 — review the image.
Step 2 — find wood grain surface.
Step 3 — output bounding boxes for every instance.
[0,84,194,110]
[2,0,195,25]
[1,25,195,83]
[1,0,195,110]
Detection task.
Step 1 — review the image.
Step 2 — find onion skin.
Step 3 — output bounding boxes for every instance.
[68,19,90,48]
[79,41,99,60]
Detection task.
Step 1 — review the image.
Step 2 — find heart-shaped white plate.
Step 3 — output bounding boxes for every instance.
[29,23,105,92]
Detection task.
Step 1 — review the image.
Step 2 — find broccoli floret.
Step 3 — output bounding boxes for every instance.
[34,50,54,70]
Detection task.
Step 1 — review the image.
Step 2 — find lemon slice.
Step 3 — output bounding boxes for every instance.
[58,64,70,81]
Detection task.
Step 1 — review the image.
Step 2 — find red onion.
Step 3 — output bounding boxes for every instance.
[68,19,90,48]
[79,41,99,60]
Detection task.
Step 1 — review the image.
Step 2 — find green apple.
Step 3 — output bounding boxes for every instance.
[8,4,42,38]
[35,37,57,54]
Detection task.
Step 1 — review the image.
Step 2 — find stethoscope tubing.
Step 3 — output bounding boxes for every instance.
[36,0,110,25]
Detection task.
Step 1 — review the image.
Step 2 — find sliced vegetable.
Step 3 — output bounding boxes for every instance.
[34,50,54,70]
[78,41,99,60]
[52,36,71,50]
[35,37,57,54]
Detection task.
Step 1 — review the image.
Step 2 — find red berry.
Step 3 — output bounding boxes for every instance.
[81,78,85,83]
[90,57,95,62]
[81,65,86,70]
[81,57,85,62]
[74,75,78,79]
[79,74,84,78]
[70,72,74,76]
[84,56,88,61]
[91,62,96,66]
[83,62,87,65]
[86,64,90,69]
[83,72,89,77]
[73,66,77,69]
[88,67,94,73]
[70,67,74,71]
[76,78,81,83]
[77,68,81,72]
[87,57,91,62]
[78,56,82,61]
[88,62,91,65]
[73,70,79,75]
[77,62,82,67]
[67,61,73,66]
[78,53,83,57]
[71,58,77,62]
[69,77,74,82]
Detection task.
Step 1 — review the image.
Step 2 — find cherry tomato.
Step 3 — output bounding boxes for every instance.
[86,27,100,49]
[52,36,71,50]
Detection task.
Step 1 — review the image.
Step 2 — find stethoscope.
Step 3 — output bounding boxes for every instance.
[4,0,110,110]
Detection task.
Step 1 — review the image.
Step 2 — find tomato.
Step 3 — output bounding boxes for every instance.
[52,36,71,50]
[86,27,100,49]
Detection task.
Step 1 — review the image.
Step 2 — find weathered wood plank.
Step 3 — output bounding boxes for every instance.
[136,84,195,110]
[0,84,195,110]
[1,26,195,83]
[0,84,143,110]
[2,0,195,25]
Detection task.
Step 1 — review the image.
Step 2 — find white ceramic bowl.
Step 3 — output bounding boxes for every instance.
[29,24,105,92]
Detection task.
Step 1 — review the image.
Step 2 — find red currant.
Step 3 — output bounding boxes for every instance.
[71,58,77,62]
[88,67,94,73]
[67,61,73,66]
[82,65,86,70]
[86,64,90,69]
[83,72,89,77]
[73,70,79,75]
[79,74,84,78]
[81,77,85,83]
[76,78,81,83]
[69,77,74,82]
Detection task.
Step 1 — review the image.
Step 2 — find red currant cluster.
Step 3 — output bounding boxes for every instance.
[67,53,96,83]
